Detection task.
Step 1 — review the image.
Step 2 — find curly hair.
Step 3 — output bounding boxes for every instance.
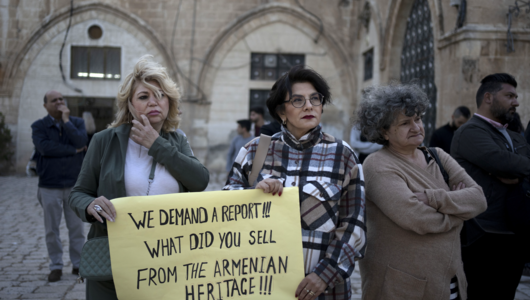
[109,55,181,132]
[355,83,429,146]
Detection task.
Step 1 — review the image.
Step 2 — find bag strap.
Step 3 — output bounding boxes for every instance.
[428,147,449,186]
[249,134,272,186]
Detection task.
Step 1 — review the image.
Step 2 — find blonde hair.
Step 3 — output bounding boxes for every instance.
[109,55,181,132]
[82,111,96,134]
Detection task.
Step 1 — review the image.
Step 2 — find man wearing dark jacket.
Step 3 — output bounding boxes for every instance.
[451,74,530,299]
[31,91,87,282]
[429,106,470,154]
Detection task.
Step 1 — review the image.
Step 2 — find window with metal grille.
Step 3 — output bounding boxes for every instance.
[363,49,374,81]
[71,46,121,80]
[400,0,437,142]
[250,53,305,80]
[249,90,273,121]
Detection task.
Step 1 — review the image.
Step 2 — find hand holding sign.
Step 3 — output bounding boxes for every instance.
[87,195,116,223]
[107,187,304,300]
[256,178,283,196]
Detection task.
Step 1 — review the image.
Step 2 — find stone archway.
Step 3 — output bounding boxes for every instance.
[380,0,443,76]
[380,0,443,142]
[194,3,358,183]
[12,3,174,172]
[198,3,356,104]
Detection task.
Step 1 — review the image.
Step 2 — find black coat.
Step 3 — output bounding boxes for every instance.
[451,115,530,234]
[429,123,456,155]
[31,115,87,188]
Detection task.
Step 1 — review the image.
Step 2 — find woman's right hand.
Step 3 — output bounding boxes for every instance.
[87,196,117,223]
[255,178,283,196]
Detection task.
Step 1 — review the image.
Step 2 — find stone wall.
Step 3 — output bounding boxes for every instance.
[1,0,529,177]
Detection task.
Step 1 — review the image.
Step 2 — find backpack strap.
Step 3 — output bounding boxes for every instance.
[248,134,272,186]
[428,147,449,186]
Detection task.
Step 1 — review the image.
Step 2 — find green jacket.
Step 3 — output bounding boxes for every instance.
[69,124,209,240]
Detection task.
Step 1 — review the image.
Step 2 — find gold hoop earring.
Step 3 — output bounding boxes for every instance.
[282,119,287,126]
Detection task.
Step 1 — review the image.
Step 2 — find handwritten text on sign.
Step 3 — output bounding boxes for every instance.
[107,187,304,300]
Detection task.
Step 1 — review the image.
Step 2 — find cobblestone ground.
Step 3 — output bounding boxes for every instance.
[0,176,528,299]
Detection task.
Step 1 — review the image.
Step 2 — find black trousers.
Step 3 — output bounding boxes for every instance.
[462,232,525,300]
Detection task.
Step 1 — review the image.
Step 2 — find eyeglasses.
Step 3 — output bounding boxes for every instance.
[284,93,324,108]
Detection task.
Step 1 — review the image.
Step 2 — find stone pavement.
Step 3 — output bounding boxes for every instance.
[0,176,528,299]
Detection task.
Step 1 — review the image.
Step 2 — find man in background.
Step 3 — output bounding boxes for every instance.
[349,126,382,163]
[249,107,267,137]
[429,106,470,154]
[226,119,253,172]
[451,74,530,299]
[31,90,87,282]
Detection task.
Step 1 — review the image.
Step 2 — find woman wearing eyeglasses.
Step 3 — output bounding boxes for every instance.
[224,65,366,300]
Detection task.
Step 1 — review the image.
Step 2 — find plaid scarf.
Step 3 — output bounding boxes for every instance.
[224,125,367,299]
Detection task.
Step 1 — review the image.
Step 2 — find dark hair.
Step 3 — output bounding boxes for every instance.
[249,107,264,116]
[507,112,524,134]
[453,106,471,119]
[476,73,517,107]
[43,94,47,103]
[266,65,331,123]
[236,119,251,132]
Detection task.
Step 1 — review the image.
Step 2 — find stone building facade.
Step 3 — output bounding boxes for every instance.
[1,0,529,185]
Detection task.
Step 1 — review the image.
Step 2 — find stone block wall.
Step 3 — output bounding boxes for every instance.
[1,0,530,176]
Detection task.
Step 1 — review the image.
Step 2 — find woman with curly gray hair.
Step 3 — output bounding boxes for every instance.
[356,84,486,300]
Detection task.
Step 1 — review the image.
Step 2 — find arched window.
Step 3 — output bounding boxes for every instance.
[401,0,437,142]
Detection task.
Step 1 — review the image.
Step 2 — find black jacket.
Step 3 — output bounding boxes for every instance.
[451,115,530,234]
[31,115,87,188]
[429,123,456,154]
[260,121,282,136]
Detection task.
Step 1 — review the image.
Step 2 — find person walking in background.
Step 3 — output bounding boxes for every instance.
[349,126,382,163]
[225,66,366,300]
[451,73,530,299]
[249,106,267,137]
[82,111,96,147]
[356,84,486,300]
[429,106,470,154]
[225,119,253,172]
[31,90,87,282]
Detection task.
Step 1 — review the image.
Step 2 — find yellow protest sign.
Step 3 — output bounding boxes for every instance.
[107,187,305,300]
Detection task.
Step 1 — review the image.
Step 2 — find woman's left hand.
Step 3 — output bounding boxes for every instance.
[295,273,327,300]
[131,115,159,149]
[255,178,283,196]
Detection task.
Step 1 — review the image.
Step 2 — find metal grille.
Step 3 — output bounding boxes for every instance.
[250,53,305,80]
[400,0,437,143]
[249,90,273,121]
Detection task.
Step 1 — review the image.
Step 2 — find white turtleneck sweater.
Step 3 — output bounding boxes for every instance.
[124,138,180,196]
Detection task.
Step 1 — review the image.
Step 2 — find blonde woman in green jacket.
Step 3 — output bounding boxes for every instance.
[69,55,209,300]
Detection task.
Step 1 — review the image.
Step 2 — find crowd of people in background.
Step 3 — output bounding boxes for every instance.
[29,55,530,300]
